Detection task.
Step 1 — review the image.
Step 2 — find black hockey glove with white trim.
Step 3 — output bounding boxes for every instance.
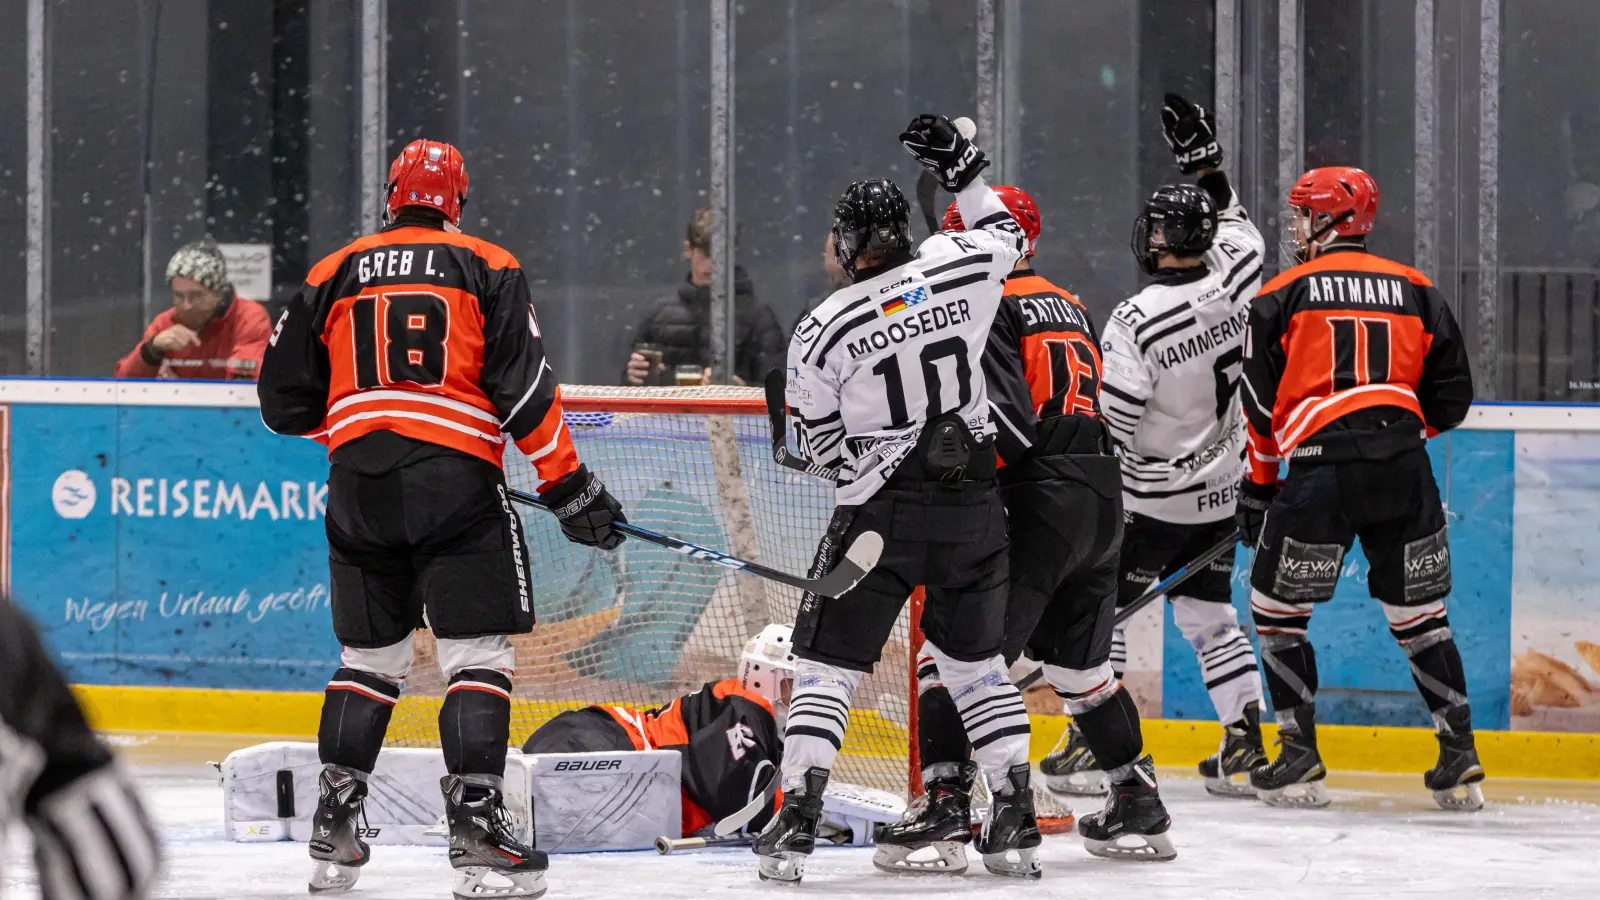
[900,114,989,193]
[1161,93,1224,174]
[542,464,626,550]
[1235,477,1278,547]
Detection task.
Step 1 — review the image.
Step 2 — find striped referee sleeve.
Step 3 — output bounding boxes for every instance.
[31,765,160,900]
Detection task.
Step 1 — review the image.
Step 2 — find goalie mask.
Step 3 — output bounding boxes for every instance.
[738,624,798,722]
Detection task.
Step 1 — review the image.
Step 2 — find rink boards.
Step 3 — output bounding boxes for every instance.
[1,379,1597,779]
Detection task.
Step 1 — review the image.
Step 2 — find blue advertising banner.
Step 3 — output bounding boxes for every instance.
[7,401,340,692]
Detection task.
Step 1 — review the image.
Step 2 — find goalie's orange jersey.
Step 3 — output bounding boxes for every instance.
[258,215,579,490]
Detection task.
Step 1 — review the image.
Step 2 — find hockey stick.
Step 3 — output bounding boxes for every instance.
[712,765,780,837]
[915,170,941,236]
[655,834,751,855]
[763,368,842,482]
[1111,530,1241,626]
[506,488,881,599]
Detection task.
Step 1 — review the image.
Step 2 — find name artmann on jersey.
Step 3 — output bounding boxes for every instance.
[1100,184,1266,524]
[788,179,1026,506]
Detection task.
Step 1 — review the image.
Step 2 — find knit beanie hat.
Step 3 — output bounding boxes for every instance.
[166,236,230,294]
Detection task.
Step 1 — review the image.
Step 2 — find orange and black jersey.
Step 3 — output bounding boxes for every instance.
[258,214,579,490]
[983,269,1105,465]
[600,679,783,835]
[1241,246,1473,485]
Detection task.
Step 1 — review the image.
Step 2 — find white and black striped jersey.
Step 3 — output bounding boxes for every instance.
[788,177,1026,505]
[1099,173,1265,524]
[1,598,160,900]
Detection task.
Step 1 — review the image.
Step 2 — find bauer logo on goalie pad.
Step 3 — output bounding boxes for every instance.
[1272,537,1343,601]
[551,758,622,772]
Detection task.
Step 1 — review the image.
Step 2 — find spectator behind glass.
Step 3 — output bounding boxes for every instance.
[114,236,273,380]
[791,232,854,332]
[624,209,785,386]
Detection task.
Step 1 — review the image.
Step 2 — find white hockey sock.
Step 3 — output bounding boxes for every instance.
[1173,595,1263,726]
[924,641,1030,790]
[781,659,862,787]
[1109,625,1128,680]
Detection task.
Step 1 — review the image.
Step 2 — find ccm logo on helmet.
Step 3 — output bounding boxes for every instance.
[552,759,623,773]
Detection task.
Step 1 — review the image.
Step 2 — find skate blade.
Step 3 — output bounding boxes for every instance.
[307,859,362,894]
[1083,830,1176,862]
[1042,770,1108,797]
[872,841,969,876]
[1203,773,1259,799]
[1256,779,1331,809]
[1432,779,1485,812]
[758,852,808,885]
[452,865,547,900]
[980,846,1041,879]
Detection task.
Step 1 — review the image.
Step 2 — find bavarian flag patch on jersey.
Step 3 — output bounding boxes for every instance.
[881,286,930,316]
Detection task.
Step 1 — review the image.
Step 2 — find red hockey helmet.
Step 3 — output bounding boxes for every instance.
[1286,166,1378,260]
[386,139,469,225]
[941,185,1041,257]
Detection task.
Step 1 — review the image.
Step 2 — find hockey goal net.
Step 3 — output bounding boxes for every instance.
[384,385,918,797]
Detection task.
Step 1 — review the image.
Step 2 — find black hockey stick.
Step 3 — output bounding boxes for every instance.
[1112,531,1241,626]
[763,368,842,482]
[655,833,752,855]
[915,170,942,236]
[505,488,881,599]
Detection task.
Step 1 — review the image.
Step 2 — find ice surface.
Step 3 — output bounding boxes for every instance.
[6,753,1599,899]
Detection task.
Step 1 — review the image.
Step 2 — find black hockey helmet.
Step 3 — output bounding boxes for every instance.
[832,178,913,280]
[1131,183,1218,275]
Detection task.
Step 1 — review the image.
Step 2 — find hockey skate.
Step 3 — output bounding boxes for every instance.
[1198,701,1268,798]
[972,764,1042,879]
[308,765,371,894]
[1424,706,1486,812]
[873,762,974,876]
[1077,755,1176,861]
[442,774,548,900]
[1039,720,1108,796]
[1250,711,1330,809]
[754,767,828,884]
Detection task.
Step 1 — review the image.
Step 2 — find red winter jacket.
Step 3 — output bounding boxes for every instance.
[114,296,273,381]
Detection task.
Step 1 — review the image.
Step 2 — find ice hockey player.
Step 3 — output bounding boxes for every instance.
[1045,94,1269,801]
[755,114,1036,884]
[1239,165,1479,810]
[258,139,627,898]
[0,596,161,900]
[874,185,1173,873]
[522,624,794,836]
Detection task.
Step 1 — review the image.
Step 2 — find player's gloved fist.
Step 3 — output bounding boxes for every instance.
[543,464,627,550]
[1235,478,1278,547]
[900,114,989,193]
[1161,93,1223,174]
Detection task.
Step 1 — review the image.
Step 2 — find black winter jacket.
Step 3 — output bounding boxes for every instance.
[626,267,786,384]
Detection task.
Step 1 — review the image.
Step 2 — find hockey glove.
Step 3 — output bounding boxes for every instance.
[1235,478,1278,547]
[900,114,989,193]
[1161,93,1224,174]
[543,464,627,550]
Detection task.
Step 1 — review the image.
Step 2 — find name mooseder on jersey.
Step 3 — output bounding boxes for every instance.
[845,289,972,359]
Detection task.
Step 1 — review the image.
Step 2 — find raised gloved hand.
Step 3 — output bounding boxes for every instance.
[1234,477,1278,547]
[542,464,627,550]
[900,114,989,193]
[1161,93,1224,175]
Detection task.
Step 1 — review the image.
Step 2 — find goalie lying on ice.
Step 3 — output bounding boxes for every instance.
[523,624,795,836]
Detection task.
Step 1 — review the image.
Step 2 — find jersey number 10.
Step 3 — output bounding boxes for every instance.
[350,292,451,388]
[870,336,973,429]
